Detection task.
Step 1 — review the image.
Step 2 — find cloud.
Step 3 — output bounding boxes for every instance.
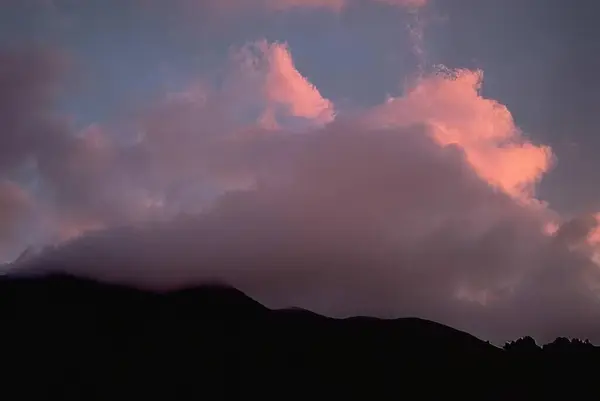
[0,39,335,255]
[224,40,335,128]
[0,181,33,244]
[26,114,600,344]
[0,46,69,171]
[3,40,600,344]
[4,40,600,345]
[128,40,334,216]
[142,0,426,15]
[0,47,71,253]
[28,119,535,301]
[0,47,167,253]
[367,68,553,199]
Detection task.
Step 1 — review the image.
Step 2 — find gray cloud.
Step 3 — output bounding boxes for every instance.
[0,180,33,246]
[0,47,165,250]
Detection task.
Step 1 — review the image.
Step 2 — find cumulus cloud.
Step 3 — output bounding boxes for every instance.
[2,38,600,344]
[367,68,553,199]
[2,22,600,349]
[224,40,335,128]
[0,39,336,253]
[0,47,169,253]
[25,114,600,344]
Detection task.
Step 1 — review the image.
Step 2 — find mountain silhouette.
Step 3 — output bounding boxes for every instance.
[0,272,597,400]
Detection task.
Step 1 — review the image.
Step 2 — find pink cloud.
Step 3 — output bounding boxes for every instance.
[224,40,335,128]
[366,68,553,199]
[28,113,600,342]
[7,41,600,344]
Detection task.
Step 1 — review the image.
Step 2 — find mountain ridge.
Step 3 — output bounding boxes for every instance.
[0,271,597,400]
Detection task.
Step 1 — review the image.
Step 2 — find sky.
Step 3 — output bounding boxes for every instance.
[3,0,600,343]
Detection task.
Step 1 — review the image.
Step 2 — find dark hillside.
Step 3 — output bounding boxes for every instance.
[0,272,596,400]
